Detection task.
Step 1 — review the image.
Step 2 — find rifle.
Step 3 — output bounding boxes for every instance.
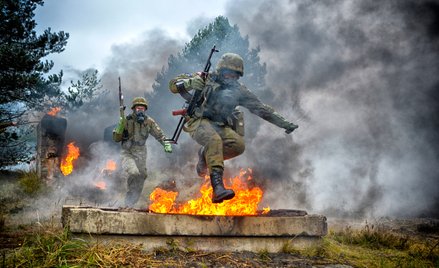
[118,77,125,119]
[166,45,219,144]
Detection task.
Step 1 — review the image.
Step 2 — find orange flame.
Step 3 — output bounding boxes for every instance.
[60,142,80,176]
[47,107,61,116]
[149,169,270,216]
[149,188,178,213]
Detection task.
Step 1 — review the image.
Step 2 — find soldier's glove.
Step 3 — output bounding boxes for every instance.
[182,76,205,91]
[285,122,298,134]
[114,117,127,135]
[163,141,173,153]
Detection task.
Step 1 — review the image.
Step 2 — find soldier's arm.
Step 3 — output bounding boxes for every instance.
[169,73,205,94]
[239,86,297,132]
[146,117,167,145]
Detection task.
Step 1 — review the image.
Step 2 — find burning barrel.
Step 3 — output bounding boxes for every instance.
[36,110,67,184]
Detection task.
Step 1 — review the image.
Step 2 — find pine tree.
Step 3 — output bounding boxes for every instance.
[0,0,69,166]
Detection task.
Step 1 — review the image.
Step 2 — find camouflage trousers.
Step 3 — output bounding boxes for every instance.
[188,118,245,172]
[121,146,147,207]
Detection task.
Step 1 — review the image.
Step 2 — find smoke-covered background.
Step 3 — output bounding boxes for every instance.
[39,0,439,219]
[225,0,439,217]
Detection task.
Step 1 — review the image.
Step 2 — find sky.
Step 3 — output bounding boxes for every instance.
[28,0,439,219]
[34,0,229,76]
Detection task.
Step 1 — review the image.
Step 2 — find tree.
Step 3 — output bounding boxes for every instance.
[61,69,104,112]
[0,0,69,167]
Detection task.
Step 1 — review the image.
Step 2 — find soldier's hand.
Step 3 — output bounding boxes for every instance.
[285,122,298,134]
[119,116,126,125]
[163,142,173,153]
[114,117,126,135]
[183,76,205,91]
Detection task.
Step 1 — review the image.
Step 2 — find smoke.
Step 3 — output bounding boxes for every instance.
[225,0,439,217]
[26,1,439,220]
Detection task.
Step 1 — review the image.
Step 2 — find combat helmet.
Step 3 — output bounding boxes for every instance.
[216,53,244,77]
[131,97,148,109]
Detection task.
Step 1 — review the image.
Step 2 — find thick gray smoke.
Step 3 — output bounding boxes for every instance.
[225,0,439,217]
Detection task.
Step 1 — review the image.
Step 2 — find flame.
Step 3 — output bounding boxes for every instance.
[95,181,106,190]
[149,188,178,213]
[149,169,270,216]
[47,107,61,116]
[104,160,117,171]
[60,142,80,176]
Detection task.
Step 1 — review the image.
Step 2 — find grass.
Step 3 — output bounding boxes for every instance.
[18,170,45,195]
[285,223,439,268]
[4,222,438,267]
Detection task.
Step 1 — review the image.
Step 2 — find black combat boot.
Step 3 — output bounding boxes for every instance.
[196,147,208,177]
[210,168,235,203]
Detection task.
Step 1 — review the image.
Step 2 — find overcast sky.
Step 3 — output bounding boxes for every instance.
[34,0,229,74]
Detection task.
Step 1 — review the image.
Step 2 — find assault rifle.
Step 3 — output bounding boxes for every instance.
[118,77,125,119]
[165,45,219,144]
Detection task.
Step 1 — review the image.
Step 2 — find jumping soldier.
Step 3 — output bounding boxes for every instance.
[113,97,173,207]
[169,52,298,204]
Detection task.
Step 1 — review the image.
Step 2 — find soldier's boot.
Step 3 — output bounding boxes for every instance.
[210,168,235,203]
[196,147,208,177]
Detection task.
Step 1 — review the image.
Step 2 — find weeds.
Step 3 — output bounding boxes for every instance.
[330,223,410,250]
[286,223,439,268]
[18,170,44,195]
[3,220,439,267]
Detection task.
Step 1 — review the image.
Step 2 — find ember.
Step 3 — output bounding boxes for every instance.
[47,107,61,116]
[93,160,117,189]
[149,169,270,216]
[95,181,106,190]
[104,160,117,171]
[60,142,80,176]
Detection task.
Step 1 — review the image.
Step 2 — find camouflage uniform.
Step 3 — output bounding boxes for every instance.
[113,98,167,207]
[178,78,294,170]
[169,53,298,203]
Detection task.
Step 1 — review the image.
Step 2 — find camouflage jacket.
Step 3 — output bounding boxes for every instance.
[170,73,292,130]
[113,113,166,149]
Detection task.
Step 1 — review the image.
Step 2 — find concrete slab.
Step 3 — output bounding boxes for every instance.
[62,206,327,252]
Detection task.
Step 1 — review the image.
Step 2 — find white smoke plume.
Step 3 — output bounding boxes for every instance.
[225,0,439,217]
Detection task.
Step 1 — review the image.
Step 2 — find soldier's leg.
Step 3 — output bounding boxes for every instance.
[121,152,142,207]
[190,119,224,172]
[219,127,245,161]
[190,119,234,203]
[127,150,148,207]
